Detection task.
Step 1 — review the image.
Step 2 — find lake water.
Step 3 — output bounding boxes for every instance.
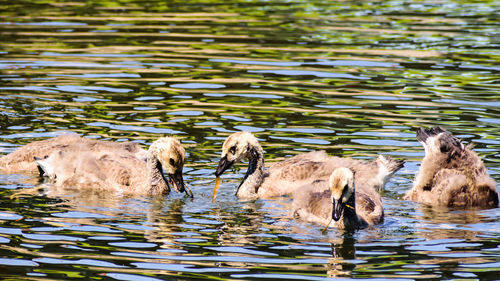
[0,0,499,280]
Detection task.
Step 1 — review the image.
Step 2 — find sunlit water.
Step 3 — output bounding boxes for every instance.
[0,0,499,280]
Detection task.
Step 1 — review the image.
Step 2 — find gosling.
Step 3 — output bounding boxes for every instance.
[213,131,404,199]
[1,134,188,196]
[293,167,383,230]
[404,126,498,207]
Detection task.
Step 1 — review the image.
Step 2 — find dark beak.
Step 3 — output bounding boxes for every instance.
[332,198,344,221]
[169,170,186,193]
[215,156,234,177]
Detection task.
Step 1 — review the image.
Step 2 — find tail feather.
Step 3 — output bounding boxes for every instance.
[416,126,445,143]
[418,126,464,155]
[377,155,405,175]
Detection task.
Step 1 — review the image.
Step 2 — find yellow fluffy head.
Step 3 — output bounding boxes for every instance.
[329,167,355,203]
[152,137,185,175]
[221,131,260,163]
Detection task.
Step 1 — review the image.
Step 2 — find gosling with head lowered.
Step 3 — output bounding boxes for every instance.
[404,126,498,207]
[293,167,384,230]
[213,131,404,200]
[1,134,190,196]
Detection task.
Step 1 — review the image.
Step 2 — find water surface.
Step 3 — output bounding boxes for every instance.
[0,0,499,280]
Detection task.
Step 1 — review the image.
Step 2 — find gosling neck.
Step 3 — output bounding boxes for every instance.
[147,147,170,196]
[235,145,265,199]
[341,190,361,230]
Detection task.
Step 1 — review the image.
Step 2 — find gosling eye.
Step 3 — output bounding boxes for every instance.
[169,158,175,166]
[229,145,236,155]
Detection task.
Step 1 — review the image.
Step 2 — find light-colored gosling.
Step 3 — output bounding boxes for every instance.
[293,167,383,230]
[213,131,404,199]
[1,135,188,196]
[0,134,146,174]
[404,126,498,207]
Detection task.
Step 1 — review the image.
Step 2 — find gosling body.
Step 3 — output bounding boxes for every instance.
[404,127,498,207]
[1,134,186,196]
[0,134,146,174]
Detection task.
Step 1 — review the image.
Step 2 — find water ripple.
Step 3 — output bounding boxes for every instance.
[0,0,499,280]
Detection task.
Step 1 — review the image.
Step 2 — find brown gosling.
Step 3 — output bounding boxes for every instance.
[1,135,189,196]
[0,134,146,174]
[293,167,384,230]
[213,131,404,200]
[404,126,498,207]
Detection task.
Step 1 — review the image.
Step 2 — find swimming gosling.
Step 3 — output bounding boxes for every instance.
[293,167,383,230]
[1,135,188,196]
[0,134,146,174]
[214,131,404,199]
[404,126,498,207]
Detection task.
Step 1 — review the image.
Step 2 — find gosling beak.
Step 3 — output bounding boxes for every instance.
[332,198,344,221]
[169,170,186,193]
[215,155,234,177]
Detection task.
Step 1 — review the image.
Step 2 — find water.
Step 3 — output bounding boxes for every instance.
[0,0,499,280]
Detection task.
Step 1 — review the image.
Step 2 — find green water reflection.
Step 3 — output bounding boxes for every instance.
[0,0,499,280]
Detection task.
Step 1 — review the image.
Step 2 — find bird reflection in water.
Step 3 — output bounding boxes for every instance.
[326,234,356,278]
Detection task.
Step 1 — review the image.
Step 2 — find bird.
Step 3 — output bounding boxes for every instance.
[1,134,189,196]
[213,131,404,200]
[0,134,146,174]
[404,126,498,207]
[292,167,384,230]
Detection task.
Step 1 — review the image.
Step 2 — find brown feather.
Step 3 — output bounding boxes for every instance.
[0,134,146,174]
[405,127,498,208]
